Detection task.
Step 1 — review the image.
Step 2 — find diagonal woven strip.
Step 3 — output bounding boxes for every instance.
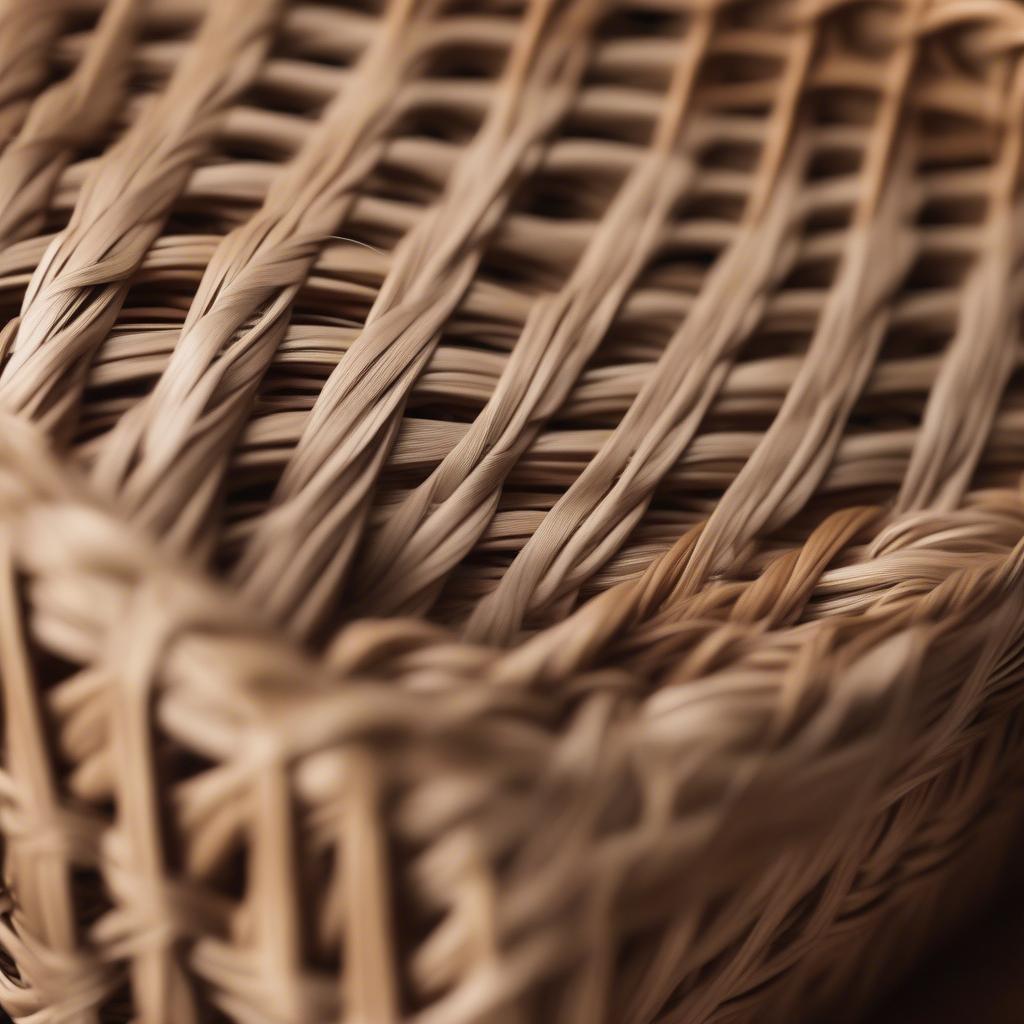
[1,0,1024,1022]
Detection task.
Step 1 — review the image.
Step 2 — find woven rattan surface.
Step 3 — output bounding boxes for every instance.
[2,0,1024,1021]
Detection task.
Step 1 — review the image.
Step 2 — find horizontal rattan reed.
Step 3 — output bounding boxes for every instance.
[2,0,1024,1021]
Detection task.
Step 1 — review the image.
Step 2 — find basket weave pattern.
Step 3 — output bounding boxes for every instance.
[1,0,1024,1021]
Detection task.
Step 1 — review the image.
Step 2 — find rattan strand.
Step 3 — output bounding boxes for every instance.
[1,1,1024,1022]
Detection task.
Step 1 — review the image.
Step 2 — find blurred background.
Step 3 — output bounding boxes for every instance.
[877,893,1024,1023]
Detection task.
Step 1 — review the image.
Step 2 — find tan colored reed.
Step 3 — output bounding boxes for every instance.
[0,0,1023,1021]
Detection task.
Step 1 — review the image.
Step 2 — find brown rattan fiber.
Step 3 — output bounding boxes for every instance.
[1,0,1024,1021]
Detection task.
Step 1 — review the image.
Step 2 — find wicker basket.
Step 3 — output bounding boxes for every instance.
[0,0,1023,1020]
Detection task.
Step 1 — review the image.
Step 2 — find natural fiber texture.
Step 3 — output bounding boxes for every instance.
[1,0,1024,1021]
